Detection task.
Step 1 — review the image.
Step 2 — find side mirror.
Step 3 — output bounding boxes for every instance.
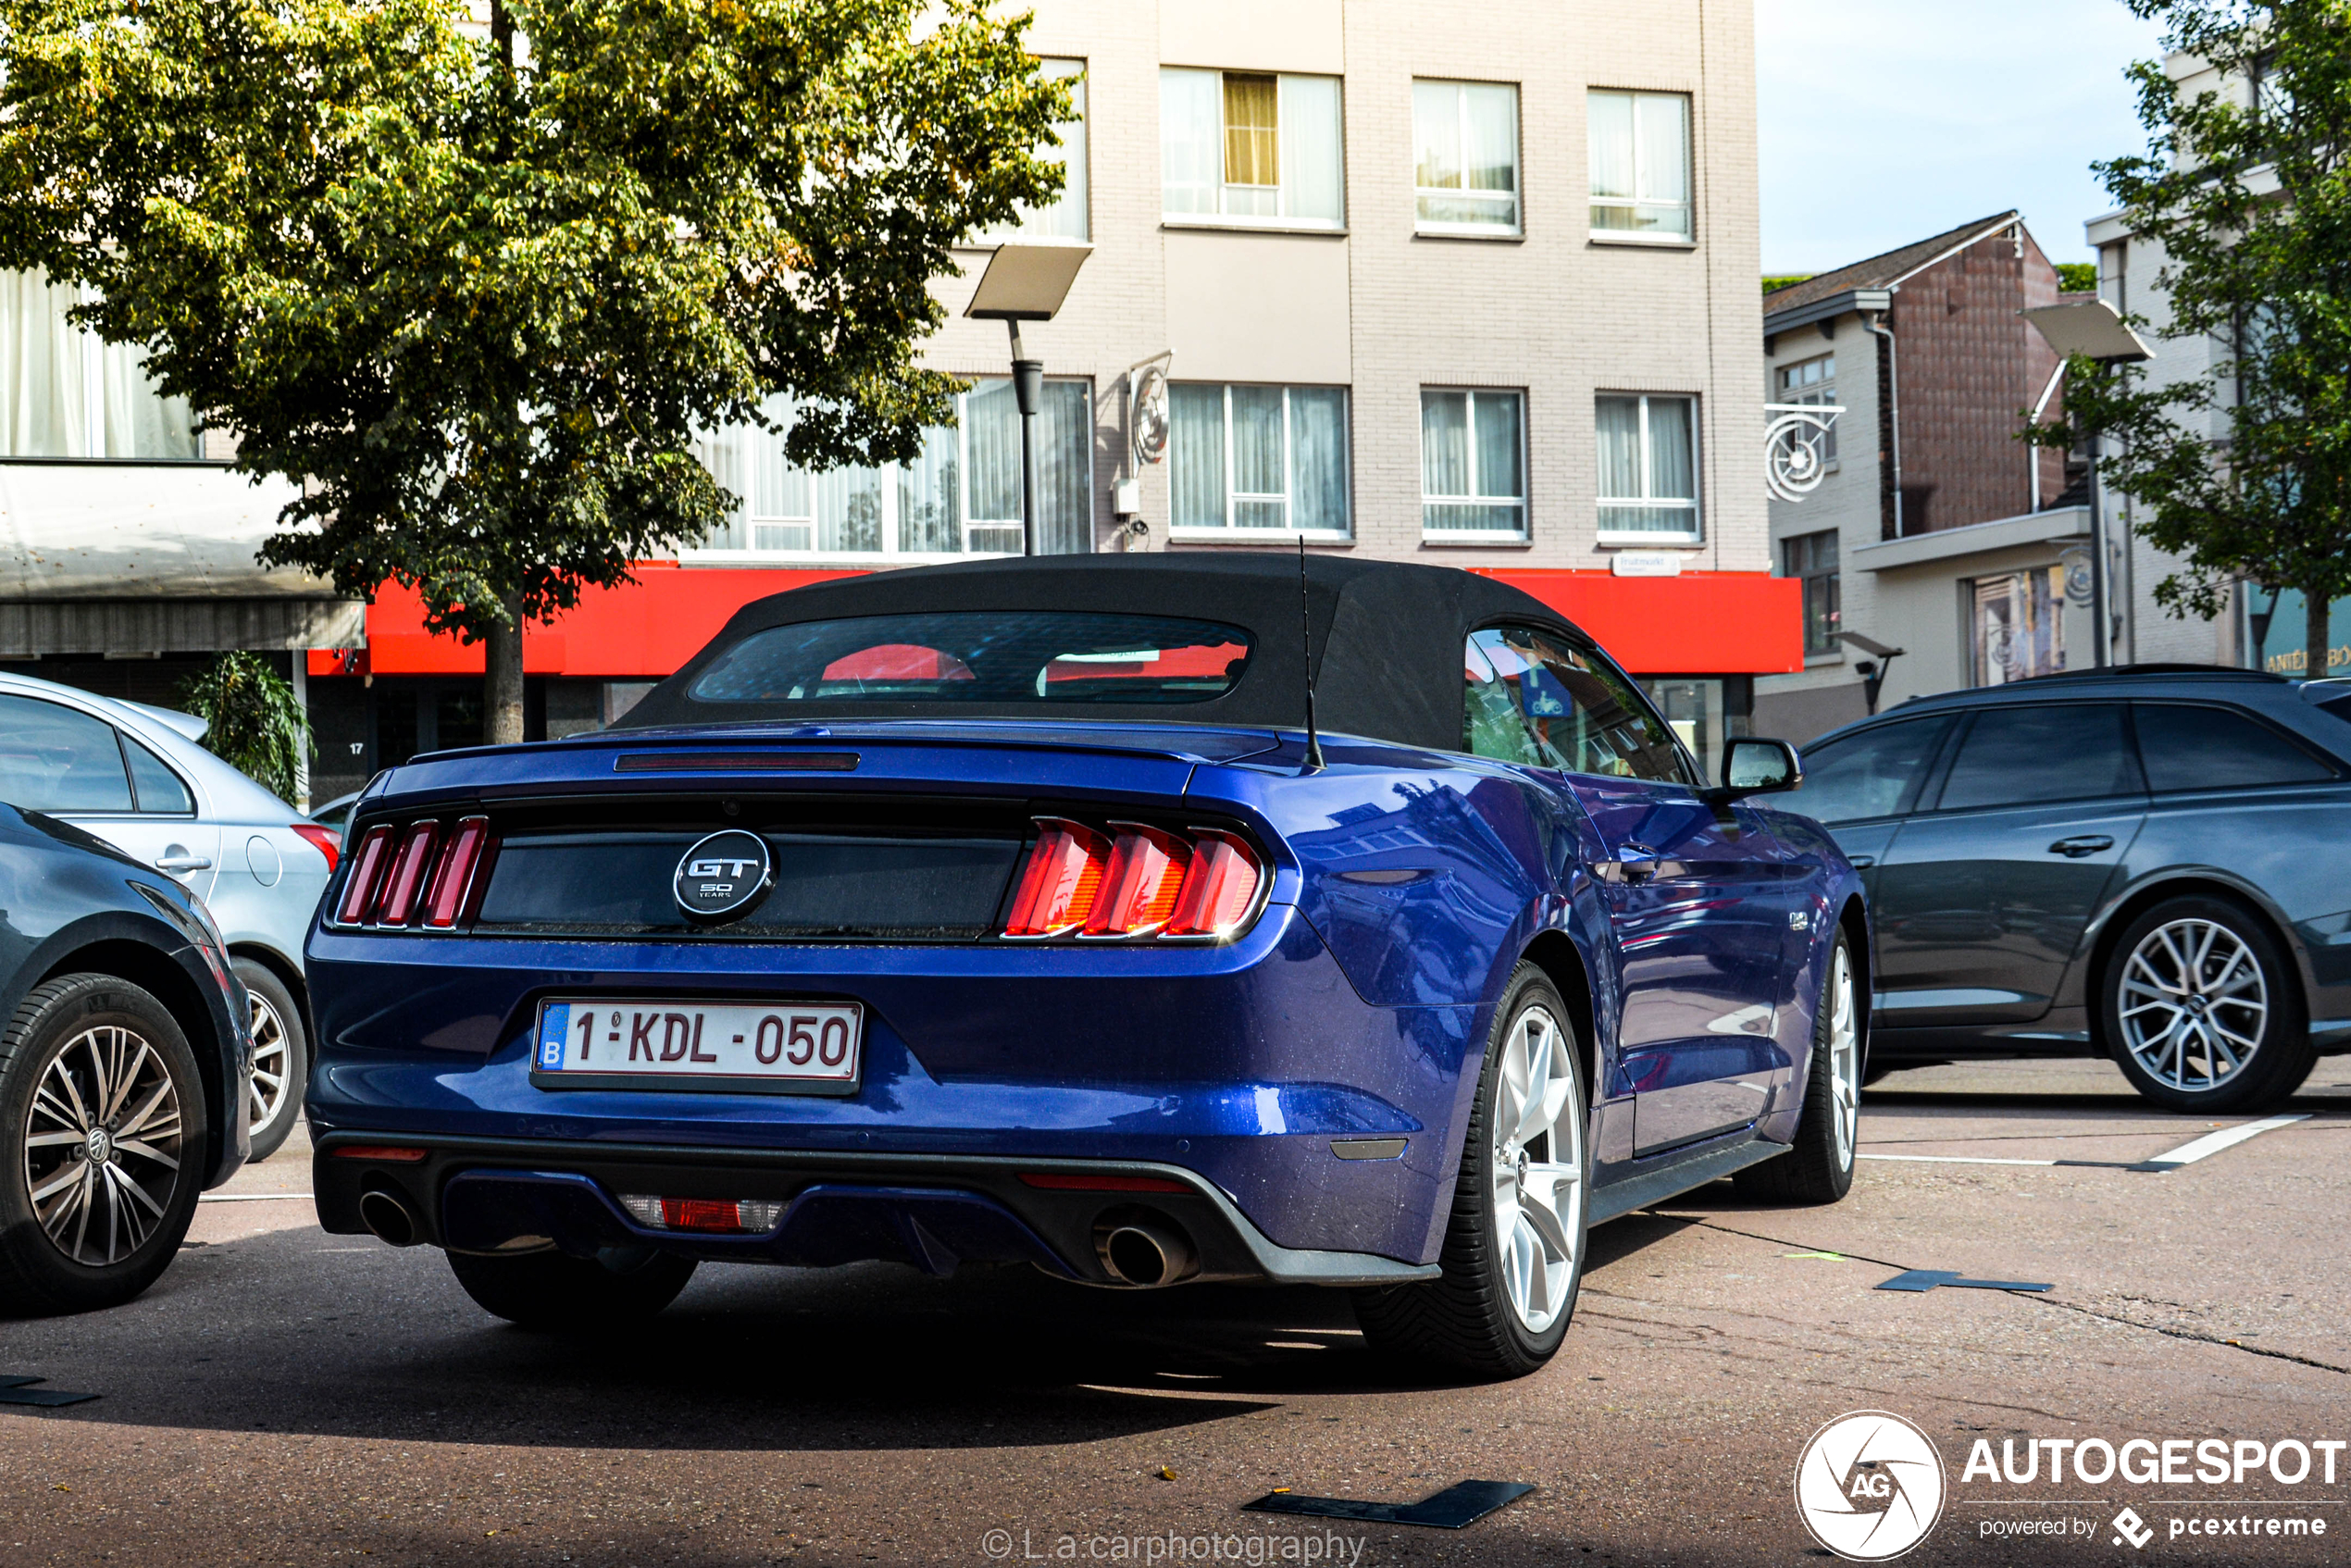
[1717,737,1803,798]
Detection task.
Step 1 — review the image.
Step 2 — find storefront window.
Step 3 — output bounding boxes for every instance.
[1969,568,2066,686]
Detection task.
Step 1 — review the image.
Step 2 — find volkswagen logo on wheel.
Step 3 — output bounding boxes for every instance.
[674,829,774,924]
[1794,1410,1946,1561]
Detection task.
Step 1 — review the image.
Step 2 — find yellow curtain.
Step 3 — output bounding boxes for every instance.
[1223,74,1278,187]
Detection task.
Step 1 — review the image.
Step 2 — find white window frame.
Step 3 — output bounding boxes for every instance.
[1596,392,1702,545]
[979,58,1090,243]
[1775,353,1838,467]
[1419,387,1527,541]
[1169,383,1352,542]
[1159,68,1347,231]
[683,379,1093,565]
[1412,80,1521,238]
[1586,89,1693,244]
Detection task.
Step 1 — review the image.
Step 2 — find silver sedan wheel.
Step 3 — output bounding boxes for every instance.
[247,989,292,1135]
[2119,917,2270,1093]
[1490,1003,1584,1335]
[23,1025,185,1267]
[1827,943,1860,1169]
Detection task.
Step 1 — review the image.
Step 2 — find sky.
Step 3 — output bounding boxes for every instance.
[1756,0,2171,275]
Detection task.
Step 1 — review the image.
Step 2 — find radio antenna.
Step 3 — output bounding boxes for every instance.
[1298,536,1325,772]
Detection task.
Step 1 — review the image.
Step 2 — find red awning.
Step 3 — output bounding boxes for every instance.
[317,565,1801,681]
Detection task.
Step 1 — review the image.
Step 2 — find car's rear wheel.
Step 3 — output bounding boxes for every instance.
[235,959,307,1162]
[446,1247,697,1329]
[0,975,206,1313]
[2103,896,2312,1113]
[1354,964,1586,1379]
[1734,933,1860,1204]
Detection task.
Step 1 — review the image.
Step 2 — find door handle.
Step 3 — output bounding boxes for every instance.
[1614,843,1661,884]
[2047,835,2114,859]
[155,852,214,873]
[1847,854,1876,869]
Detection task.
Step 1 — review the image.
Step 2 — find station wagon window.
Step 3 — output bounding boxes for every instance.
[1935,703,2142,811]
[1463,627,1686,783]
[688,612,1254,705]
[2133,703,2335,792]
[1789,716,1950,825]
[0,694,133,813]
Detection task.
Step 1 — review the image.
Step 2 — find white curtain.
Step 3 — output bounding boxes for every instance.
[1229,385,1287,530]
[964,379,1021,526]
[1421,391,1470,498]
[1161,69,1221,217]
[1649,397,1695,500]
[990,61,1088,242]
[1037,380,1093,554]
[1412,81,1461,193]
[1466,84,1518,196]
[1596,396,1643,499]
[1,269,196,459]
[1587,93,1636,205]
[1280,75,1344,225]
[1170,383,1226,529]
[1475,392,1523,501]
[896,423,961,554]
[1636,93,1691,210]
[1289,387,1348,534]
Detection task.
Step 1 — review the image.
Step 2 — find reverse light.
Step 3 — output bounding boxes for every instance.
[375,822,442,926]
[620,1194,787,1233]
[1165,830,1265,939]
[291,822,342,873]
[1082,823,1192,938]
[421,816,491,928]
[1002,818,1112,937]
[333,825,396,925]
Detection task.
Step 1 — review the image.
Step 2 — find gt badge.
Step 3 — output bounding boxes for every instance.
[673,829,774,924]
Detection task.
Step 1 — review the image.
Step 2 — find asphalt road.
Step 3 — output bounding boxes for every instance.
[4,1058,2348,1568]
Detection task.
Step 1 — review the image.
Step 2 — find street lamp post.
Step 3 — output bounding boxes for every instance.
[2022,299,2154,669]
[964,242,1091,555]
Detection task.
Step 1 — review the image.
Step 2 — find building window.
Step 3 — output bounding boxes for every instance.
[1587,90,1691,241]
[1596,394,1698,541]
[1421,389,1525,539]
[1784,529,1841,654]
[692,380,1095,559]
[1,270,201,460]
[1169,383,1350,537]
[1969,568,2067,686]
[1161,69,1345,229]
[985,59,1088,242]
[1413,81,1520,235]
[1775,354,1837,465]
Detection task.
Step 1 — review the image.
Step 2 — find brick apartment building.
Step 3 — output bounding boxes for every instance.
[2,0,1799,803]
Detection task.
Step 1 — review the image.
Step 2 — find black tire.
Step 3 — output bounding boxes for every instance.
[234,959,307,1163]
[446,1247,697,1329]
[1734,931,1860,1205]
[2102,895,2312,1114]
[0,975,207,1314]
[1354,964,1588,1380]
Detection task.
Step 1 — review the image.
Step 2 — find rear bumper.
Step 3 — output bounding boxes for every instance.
[313,1132,1439,1288]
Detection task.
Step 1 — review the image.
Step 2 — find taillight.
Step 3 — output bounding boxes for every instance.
[1082,823,1192,938]
[1002,818,1111,937]
[422,816,490,928]
[1166,830,1265,938]
[291,822,341,873]
[375,822,441,926]
[333,825,395,925]
[1002,820,1264,941]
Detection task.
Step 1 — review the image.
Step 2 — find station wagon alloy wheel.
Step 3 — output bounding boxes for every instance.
[25,1024,186,1266]
[1827,943,1860,1170]
[1492,1003,1583,1335]
[2120,918,2270,1094]
[246,992,291,1136]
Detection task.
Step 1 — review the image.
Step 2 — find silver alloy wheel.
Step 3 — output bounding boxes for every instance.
[1827,943,1860,1169]
[1490,1003,1583,1334]
[22,1025,184,1266]
[2120,917,2270,1093]
[246,989,291,1135]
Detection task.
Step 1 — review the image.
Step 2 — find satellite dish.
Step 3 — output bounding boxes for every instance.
[1131,365,1170,467]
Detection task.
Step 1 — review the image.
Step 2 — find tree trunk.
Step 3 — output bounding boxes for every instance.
[2310,584,2336,681]
[486,591,526,746]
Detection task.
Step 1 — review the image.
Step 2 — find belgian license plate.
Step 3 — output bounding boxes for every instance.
[531,999,862,1094]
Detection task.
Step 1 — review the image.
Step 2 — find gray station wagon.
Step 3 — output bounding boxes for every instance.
[1791,667,2351,1112]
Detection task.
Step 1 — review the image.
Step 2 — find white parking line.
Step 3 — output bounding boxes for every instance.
[198,1192,315,1203]
[1859,1154,2056,1166]
[2142,1113,2311,1168]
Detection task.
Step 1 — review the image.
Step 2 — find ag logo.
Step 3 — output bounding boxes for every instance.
[1795,1411,1946,1561]
[673,829,774,924]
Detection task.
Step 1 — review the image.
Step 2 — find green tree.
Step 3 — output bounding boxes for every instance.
[2034,0,2351,677]
[0,0,1066,741]
[179,653,313,803]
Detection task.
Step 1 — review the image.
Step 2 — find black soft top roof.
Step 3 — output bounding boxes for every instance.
[616,554,1602,753]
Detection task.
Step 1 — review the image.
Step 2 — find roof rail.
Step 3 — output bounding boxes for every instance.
[2002,663,2284,686]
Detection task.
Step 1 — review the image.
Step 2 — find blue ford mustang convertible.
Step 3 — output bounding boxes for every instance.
[307,557,1867,1377]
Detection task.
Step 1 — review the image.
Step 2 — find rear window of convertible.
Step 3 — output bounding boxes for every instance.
[687,612,1255,705]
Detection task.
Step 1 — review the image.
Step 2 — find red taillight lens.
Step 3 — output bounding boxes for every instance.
[330,1144,429,1163]
[1166,830,1264,938]
[375,822,441,926]
[421,816,491,928]
[1082,823,1193,938]
[1003,818,1112,937]
[291,822,341,873]
[332,825,395,926]
[662,1197,746,1233]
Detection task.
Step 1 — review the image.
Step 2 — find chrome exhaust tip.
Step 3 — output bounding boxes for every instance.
[1094,1210,1198,1288]
[358,1188,421,1248]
